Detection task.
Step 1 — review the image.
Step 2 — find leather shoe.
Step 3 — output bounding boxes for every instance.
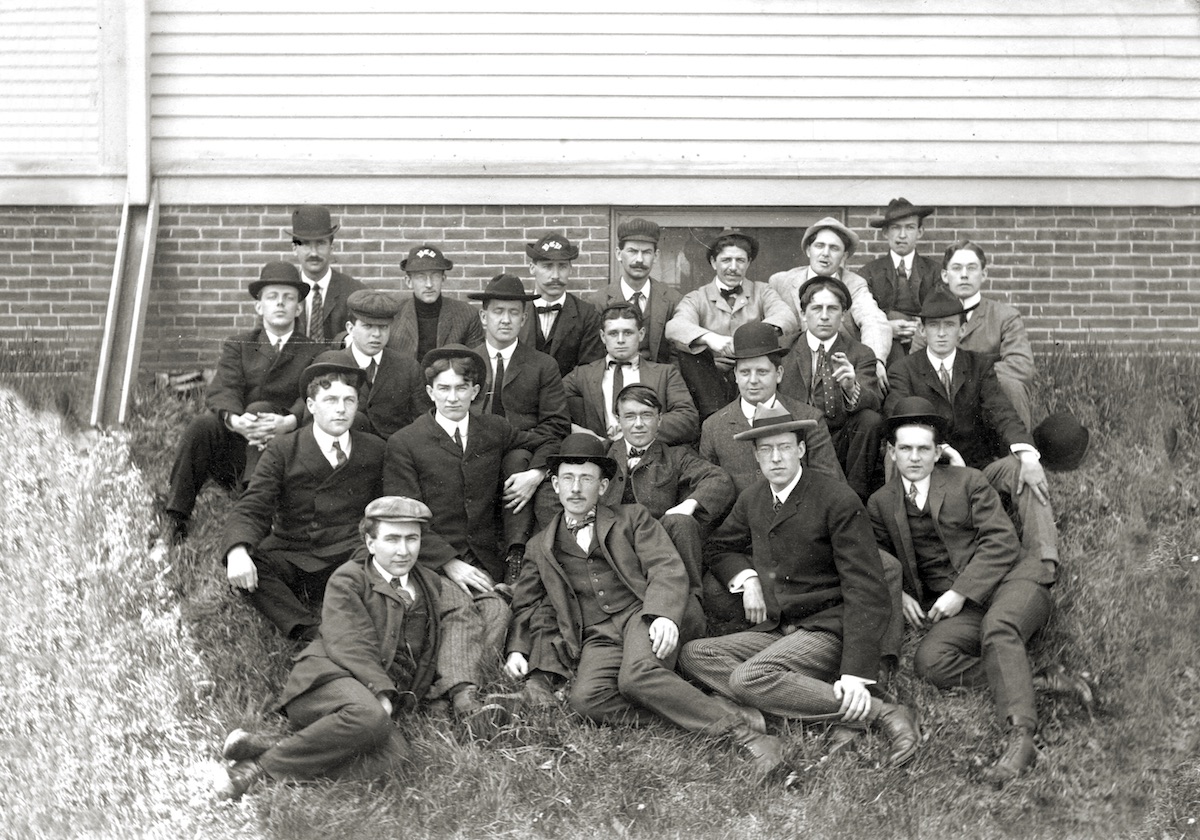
[730,724,786,776]
[221,729,279,762]
[872,701,921,767]
[981,726,1036,787]
[709,694,767,734]
[1033,663,1095,714]
[214,760,265,801]
[453,686,512,739]
[827,724,862,755]
[502,545,526,587]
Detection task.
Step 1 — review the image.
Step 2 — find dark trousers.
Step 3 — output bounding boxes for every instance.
[500,448,537,551]
[245,550,347,638]
[260,676,412,782]
[676,350,738,424]
[829,408,884,502]
[165,401,278,518]
[912,578,1053,731]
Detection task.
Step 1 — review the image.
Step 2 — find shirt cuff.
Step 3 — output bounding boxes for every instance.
[728,569,759,593]
[1010,444,1039,459]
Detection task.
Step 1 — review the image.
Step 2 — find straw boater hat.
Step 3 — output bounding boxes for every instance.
[733,404,819,442]
[707,229,759,262]
[800,216,861,258]
[420,344,487,382]
[299,352,366,396]
[467,273,538,303]
[401,244,454,273]
[869,197,936,229]
[883,396,950,442]
[364,496,433,524]
[1032,412,1090,472]
[525,233,580,262]
[248,261,310,300]
[545,433,618,480]
[289,205,340,239]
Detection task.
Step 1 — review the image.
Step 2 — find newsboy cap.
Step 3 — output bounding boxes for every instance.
[290,205,340,240]
[249,261,310,300]
[801,217,861,258]
[526,233,580,262]
[617,218,661,246]
[347,289,401,322]
[364,496,433,524]
[401,244,454,273]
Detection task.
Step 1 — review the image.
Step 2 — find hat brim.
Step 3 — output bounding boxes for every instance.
[801,219,860,257]
[728,343,789,361]
[249,278,310,301]
[883,412,949,440]
[733,418,818,442]
[421,345,487,377]
[526,244,580,261]
[401,258,454,272]
[288,223,340,240]
[467,290,539,302]
[545,453,618,480]
[868,207,935,229]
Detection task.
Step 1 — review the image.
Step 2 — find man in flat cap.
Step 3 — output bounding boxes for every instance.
[857,198,942,364]
[222,358,384,642]
[214,496,509,801]
[290,205,365,342]
[588,218,681,365]
[158,262,323,544]
[519,232,604,377]
[666,230,797,421]
[387,244,484,362]
[679,406,921,769]
[769,217,892,383]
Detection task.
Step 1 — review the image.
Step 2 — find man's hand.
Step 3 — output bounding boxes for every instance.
[901,592,927,629]
[939,443,967,467]
[833,674,873,722]
[876,360,889,393]
[444,558,495,594]
[379,694,393,716]
[504,651,529,680]
[503,468,546,513]
[226,546,258,591]
[1016,452,1050,505]
[831,351,857,392]
[227,411,261,438]
[928,590,966,623]
[742,576,767,625]
[703,332,735,357]
[648,617,679,659]
[888,317,918,340]
[664,499,699,517]
[570,423,605,441]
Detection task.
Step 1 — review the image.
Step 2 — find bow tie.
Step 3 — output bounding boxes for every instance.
[719,284,743,300]
[536,303,563,314]
[565,512,596,535]
[610,359,631,368]
[628,447,647,459]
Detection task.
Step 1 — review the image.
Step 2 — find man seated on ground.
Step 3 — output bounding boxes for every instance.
[520,232,605,377]
[160,262,323,544]
[222,358,384,643]
[868,398,1092,786]
[778,276,884,502]
[501,434,787,776]
[563,302,698,446]
[910,240,1036,430]
[388,244,484,362]
[678,406,920,769]
[214,496,509,801]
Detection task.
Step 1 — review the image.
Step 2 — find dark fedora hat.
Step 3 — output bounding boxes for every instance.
[526,233,580,262]
[421,343,487,382]
[300,350,366,397]
[729,321,788,360]
[884,396,949,441]
[401,244,454,273]
[1033,411,1090,472]
[347,289,401,322]
[707,229,759,262]
[467,273,538,303]
[918,286,969,320]
[733,404,818,442]
[801,216,861,258]
[869,197,936,229]
[797,274,852,310]
[545,433,618,480]
[249,261,310,300]
[617,218,661,245]
[290,205,340,240]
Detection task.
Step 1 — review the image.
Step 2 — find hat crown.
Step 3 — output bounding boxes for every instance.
[402,243,454,272]
[1032,411,1090,471]
[259,261,300,283]
[617,218,661,244]
[918,286,965,320]
[364,495,433,523]
[801,216,860,256]
[347,289,401,320]
[708,228,759,262]
[729,321,786,360]
[291,205,339,238]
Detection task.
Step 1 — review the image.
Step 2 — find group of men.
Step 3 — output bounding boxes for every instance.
[167,204,1093,801]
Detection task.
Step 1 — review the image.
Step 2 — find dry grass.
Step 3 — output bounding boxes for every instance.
[1,346,1198,839]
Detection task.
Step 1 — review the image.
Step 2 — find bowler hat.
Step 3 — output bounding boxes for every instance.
[729,322,788,360]
[364,496,433,524]
[918,286,967,320]
[869,198,936,229]
[797,275,852,310]
[526,233,580,262]
[707,229,759,262]
[249,261,310,300]
[545,433,618,480]
[467,273,538,303]
[401,244,454,273]
[300,351,366,397]
[421,344,487,383]
[347,289,401,322]
[1033,411,1090,472]
[733,404,818,443]
[290,205,340,240]
[884,396,949,441]
[801,217,861,258]
[617,218,661,246]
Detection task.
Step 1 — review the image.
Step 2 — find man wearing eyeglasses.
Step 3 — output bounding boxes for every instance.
[290,205,364,342]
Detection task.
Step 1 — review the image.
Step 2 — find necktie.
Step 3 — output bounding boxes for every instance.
[815,345,839,421]
[938,363,952,398]
[630,291,644,313]
[365,358,377,386]
[773,496,783,513]
[906,482,920,508]
[454,427,464,452]
[536,304,563,314]
[273,338,283,356]
[388,577,414,608]
[331,439,348,467]
[491,352,506,416]
[720,285,743,305]
[896,259,908,283]
[307,284,323,339]
[610,359,630,411]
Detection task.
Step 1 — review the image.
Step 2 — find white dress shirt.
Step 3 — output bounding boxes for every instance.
[371,559,417,604]
[434,410,470,451]
[311,423,352,468]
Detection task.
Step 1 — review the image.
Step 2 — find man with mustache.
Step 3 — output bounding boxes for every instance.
[289,206,364,342]
[519,232,605,377]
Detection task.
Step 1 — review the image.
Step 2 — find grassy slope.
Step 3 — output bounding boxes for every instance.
[1,350,1198,840]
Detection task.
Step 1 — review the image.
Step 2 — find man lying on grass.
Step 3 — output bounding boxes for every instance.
[216,496,509,801]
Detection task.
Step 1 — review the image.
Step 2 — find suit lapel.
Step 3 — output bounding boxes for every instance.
[298,427,333,481]
[950,352,970,403]
[960,298,984,341]
[584,361,607,430]
[647,280,668,357]
[795,341,814,398]
[888,479,922,598]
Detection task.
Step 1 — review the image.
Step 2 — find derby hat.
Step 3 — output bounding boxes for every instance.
[545,433,618,480]
[729,321,789,360]
[797,274,853,310]
[801,216,861,258]
[364,495,433,524]
[883,396,949,441]
[290,205,340,240]
[733,404,818,442]
[401,244,454,273]
[299,350,366,396]
[707,229,759,262]
[347,289,401,322]
[467,273,538,303]
[869,197,936,229]
[249,261,310,300]
[918,286,969,320]
[526,233,580,262]
[1033,411,1090,472]
[617,218,661,246]
[421,343,487,382]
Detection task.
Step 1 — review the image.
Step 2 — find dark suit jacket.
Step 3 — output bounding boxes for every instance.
[910,296,1035,388]
[299,269,365,342]
[277,555,479,712]
[868,465,1053,608]
[222,426,385,570]
[707,472,889,680]
[354,347,428,440]
[520,293,604,377]
[471,342,571,450]
[698,395,846,494]
[857,253,941,319]
[386,294,484,360]
[884,348,1032,470]
[508,504,693,667]
[207,327,324,418]
[602,439,735,524]
[562,358,699,445]
[383,411,549,579]
[778,332,883,428]
[587,279,682,364]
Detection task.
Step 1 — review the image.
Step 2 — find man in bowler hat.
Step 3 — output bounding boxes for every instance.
[520,232,605,377]
[290,205,364,342]
[388,244,484,362]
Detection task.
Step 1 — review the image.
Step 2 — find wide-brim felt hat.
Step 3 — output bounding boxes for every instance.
[797,274,853,310]
[467,273,538,302]
[884,396,950,440]
[707,229,759,262]
[545,433,618,480]
[869,197,936,229]
[801,216,861,258]
[526,233,580,262]
[421,343,487,381]
[728,321,788,360]
[918,286,971,320]
[347,289,402,321]
[733,404,819,442]
[1033,411,1090,472]
[290,205,340,240]
[300,350,366,396]
[364,495,433,524]
[249,261,310,300]
[402,244,454,273]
